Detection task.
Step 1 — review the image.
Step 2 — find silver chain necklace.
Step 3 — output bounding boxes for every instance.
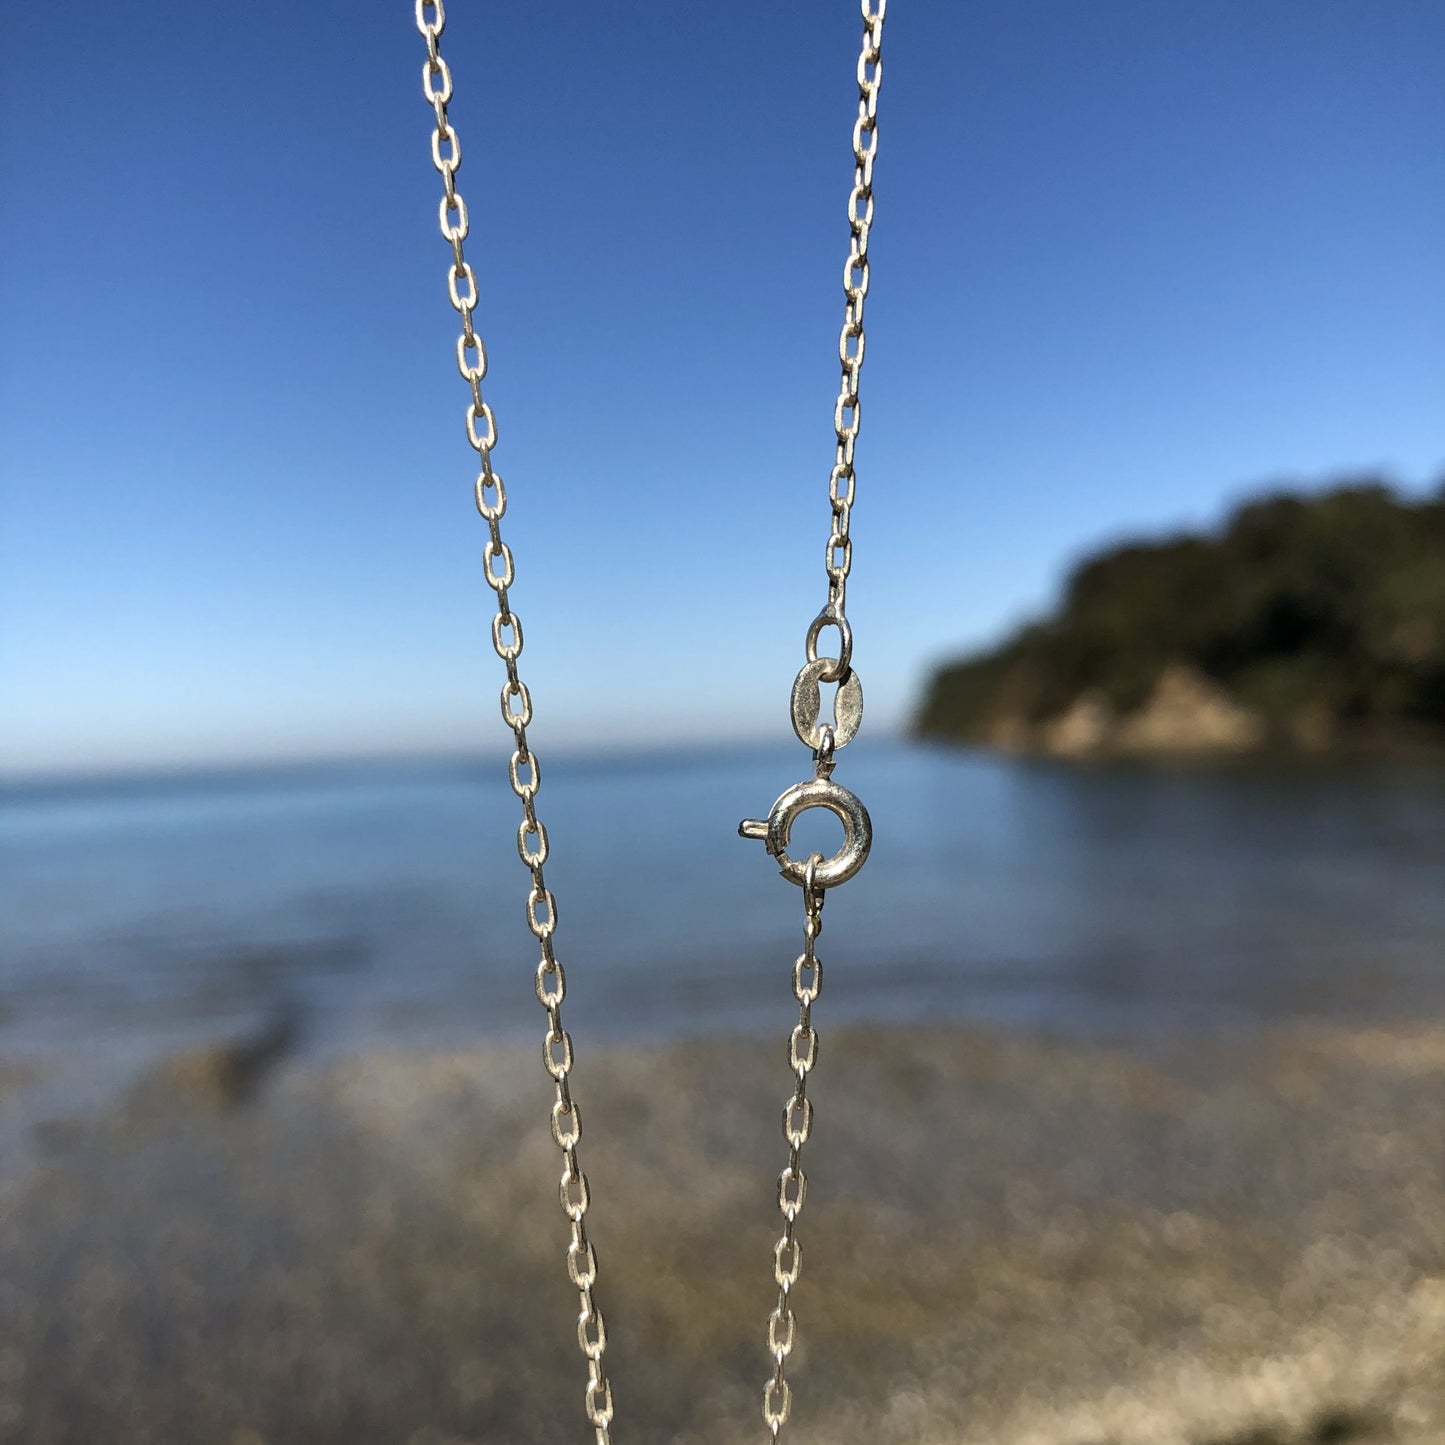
[413,5,887,1437]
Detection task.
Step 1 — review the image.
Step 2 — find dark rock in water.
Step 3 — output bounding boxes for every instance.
[146,1007,302,1109]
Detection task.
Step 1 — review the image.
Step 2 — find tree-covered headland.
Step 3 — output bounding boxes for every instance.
[915,480,1445,756]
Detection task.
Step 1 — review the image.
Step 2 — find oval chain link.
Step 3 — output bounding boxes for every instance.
[413,4,615,1441]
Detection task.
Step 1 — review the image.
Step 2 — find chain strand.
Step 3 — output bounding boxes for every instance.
[764,4,886,1439]
[762,859,827,1440]
[413,4,615,1440]
[814,0,887,677]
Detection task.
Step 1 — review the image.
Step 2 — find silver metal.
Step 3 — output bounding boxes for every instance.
[415,4,887,1442]
[815,0,886,641]
[813,725,837,779]
[413,3,615,1439]
[751,5,887,1438]
[790,658,863,751]
[760,856,828,1440]
[738,777,873,890]
[805,607,853,685]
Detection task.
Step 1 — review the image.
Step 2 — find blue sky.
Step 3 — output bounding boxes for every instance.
[2,1,1442,777]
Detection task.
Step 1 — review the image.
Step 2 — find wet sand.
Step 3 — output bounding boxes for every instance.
[1,1020,1442,1444]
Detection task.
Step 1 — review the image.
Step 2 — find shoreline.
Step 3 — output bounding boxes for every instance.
[2,1018,1442,1443]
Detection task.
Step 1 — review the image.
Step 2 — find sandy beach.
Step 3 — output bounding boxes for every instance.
[1,1019,1442,1445]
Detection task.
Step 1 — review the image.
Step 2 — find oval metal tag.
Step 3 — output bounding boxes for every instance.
[790,659,863,750]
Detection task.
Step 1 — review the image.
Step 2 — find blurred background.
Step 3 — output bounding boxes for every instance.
[1,3,1443,1443]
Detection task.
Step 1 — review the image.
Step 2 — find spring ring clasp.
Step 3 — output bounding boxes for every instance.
[738,776,872,890]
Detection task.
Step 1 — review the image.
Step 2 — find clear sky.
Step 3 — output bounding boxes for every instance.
[2,1,1442,777]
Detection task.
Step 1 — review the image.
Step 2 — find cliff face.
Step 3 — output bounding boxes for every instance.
[986,665,1265,757]
[916,480,1445,757]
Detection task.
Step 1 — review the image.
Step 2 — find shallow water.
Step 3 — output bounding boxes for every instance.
[2,740,1443,1073]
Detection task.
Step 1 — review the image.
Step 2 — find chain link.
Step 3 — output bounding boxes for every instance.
[413,4,615,1440]
[813,0,887,680]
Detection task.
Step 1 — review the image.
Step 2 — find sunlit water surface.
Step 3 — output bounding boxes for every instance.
[3,742,1443,1080]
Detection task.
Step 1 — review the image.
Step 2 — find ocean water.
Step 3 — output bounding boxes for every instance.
[3,741,1444,1077]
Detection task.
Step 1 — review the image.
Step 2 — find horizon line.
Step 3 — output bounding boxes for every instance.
[0,724,912,794]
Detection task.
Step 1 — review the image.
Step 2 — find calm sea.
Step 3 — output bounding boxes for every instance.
[3,741,1444,1079]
